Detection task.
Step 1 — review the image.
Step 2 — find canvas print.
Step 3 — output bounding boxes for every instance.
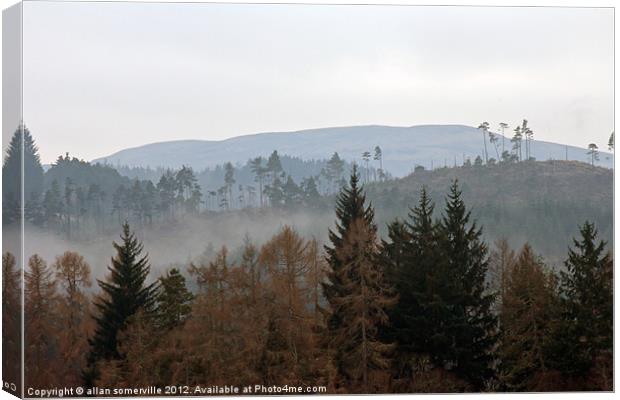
[2,1,614,397]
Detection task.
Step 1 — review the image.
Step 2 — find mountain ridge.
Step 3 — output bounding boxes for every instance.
[92,124,613,176]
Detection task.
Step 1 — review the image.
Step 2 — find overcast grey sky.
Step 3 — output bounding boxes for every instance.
[20,2,613,164]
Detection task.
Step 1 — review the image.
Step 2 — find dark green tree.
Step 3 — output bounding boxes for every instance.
[157,170,177,220]
[83,222,159,386]
[587,143,599,166]
[2,124,44,224]
[156,268,194,330]
[549,221,612,388]
[382,188,445,382]
[264,174,285,207]
[436,181,497,389]
[282,175,302,208]
[325,152,345,193]
[300,176,321,208]
[250,156,267,208]
[266,150,283,184]
[224,162,235,209]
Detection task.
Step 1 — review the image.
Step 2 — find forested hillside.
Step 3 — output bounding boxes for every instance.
[365,160,613,263]
[2,127,611,265]
[5,169,612,394]
[2,126,613,394]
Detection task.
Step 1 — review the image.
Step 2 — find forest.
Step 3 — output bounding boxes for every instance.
[1,124,614,394]
[1,125,612,262]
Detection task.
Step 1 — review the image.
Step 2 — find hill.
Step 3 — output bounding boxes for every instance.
[365,160,612,264]
[54,160,616,268]
[91,124,613,177]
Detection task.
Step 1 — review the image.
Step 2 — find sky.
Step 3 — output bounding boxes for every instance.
[16,2,614,164]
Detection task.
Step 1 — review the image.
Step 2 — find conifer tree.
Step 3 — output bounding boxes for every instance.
[322,165,396,392]
[498,244,560,391]
[224,162,235,209]
[2,124,44,224]
[25,254,59,388]
[266,150,283,184]
[301,176,321,208]
[488,239,516,315]
[250,157,267,207]
[2,252,22,392]
[83,222,159,386]
[551,221,612,387]
[436,180,497,389]
[257,227,318,385]
[156,268,194,330]
[383,188,444,382]
[53,251,92,385]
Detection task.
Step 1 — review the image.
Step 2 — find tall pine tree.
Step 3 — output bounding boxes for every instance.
[83,222,159,386]
[2,123,44,224]
[322,165,396,393]
[550,221,613,389]
[436,180,497,390]
[381,188,446,387]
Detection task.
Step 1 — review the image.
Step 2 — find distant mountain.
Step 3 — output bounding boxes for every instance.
[91,125,613,177]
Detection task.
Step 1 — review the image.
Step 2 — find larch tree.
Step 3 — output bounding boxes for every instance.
[25,254,60,388]
[53,251,93,386]
[322,166,396,393]
[259,226,318,385]
[2,252,22,391]
[488,239,516,315]
[498,244,560,391]
[83,222,159,387]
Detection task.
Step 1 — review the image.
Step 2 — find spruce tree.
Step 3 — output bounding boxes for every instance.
[2,124,44,224]
[83,222,159,386]
[550,221,612,387]
[436,180,497,389]
[156,268,194,330]
[322,165,396,392]
[383,188,444,381]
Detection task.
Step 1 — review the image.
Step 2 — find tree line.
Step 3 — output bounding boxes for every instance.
[478,120,614,167]
[4,167,612,393]
[1,128,366,238]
